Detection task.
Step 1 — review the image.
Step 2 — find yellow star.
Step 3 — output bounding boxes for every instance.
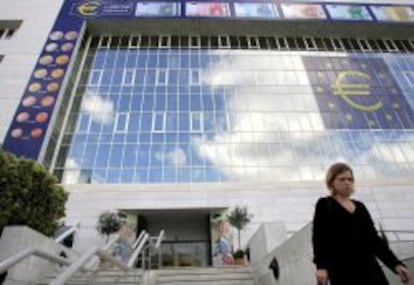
[368,120,376,127]
[345,114,352,121]
[385,114,393,121]
[392,103,400,109]
[328,102,335,109]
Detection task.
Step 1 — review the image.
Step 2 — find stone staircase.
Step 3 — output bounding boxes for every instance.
[41,266,256,285]
[156,266,257,285]
[41,268,144,284]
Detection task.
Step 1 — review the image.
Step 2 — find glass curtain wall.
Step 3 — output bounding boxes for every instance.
[52,35,414,184]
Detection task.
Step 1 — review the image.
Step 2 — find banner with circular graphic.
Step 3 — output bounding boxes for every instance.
[2,1,83,159]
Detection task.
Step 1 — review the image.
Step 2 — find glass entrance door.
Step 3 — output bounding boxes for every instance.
[160,241,210,267]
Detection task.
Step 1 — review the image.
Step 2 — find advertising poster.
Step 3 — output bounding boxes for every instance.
[234,2,278,19]
[370,6,414,22]
[302,56,414,129]
[136,2,180,17]
[186,2,230,17]
[2,1,83,159]
[326,4,372,21]
[281,3,326,20]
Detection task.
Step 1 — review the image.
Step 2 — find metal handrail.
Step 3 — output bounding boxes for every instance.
[54,221,80,244]
[0,248,71,275]
[132,231,146,249]
[155,230,165,269]
[155,230,165,249]
[127,232,149,268]
[83,234,121,270]
[50,234,128,285]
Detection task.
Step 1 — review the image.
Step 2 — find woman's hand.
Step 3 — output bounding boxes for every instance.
[395,264,411,284]
[316,269,328,285]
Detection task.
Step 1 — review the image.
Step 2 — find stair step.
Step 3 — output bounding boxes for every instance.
[157,266,256,285]
[158,273,253,281]
[42,269,143,285]
[158,266,253,274]
[159,281,255,285]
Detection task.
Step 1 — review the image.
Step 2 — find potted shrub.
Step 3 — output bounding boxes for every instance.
[232,249,245,265]
[96,210,127,242]
[227,206,253,265]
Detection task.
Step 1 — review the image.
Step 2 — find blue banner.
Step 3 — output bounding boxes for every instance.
[2,1,83,159]
[303,56,414,129]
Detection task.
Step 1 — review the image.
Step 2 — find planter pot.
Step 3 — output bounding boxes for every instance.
[234,255,248,266]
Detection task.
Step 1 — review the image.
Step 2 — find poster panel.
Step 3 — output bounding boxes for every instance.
[136,2,180,17]
[303,56,414,129]
[2,1,83,159]
[281,3,326,20]
[326,4,372,21]
[234,2,279,19]
[370,6,414,22]
[186,2,230,17]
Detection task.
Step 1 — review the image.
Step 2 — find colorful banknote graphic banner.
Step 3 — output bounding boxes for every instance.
[66,0,414,22]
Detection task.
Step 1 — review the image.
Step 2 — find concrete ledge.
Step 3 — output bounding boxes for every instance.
[0,226,78,285]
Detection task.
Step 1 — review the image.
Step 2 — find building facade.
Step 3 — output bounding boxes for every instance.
[1,0,414,266]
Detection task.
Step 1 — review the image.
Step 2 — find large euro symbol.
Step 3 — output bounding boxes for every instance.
[331,71,383,112]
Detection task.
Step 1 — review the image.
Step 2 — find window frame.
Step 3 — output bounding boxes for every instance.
[122,69,136,86]
[88,69,103,86]
[115,112,129,133]
[190,111,204,132]
[152,111,166,132]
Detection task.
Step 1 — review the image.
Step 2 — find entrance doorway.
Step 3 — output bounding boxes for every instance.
[135,209,213,267]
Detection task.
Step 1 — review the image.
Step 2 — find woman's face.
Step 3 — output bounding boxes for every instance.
[331,170,354,197]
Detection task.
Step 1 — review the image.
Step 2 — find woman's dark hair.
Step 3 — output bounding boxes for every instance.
[326,162,354,190]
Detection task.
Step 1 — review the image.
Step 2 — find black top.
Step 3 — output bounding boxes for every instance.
[312,196,402,285]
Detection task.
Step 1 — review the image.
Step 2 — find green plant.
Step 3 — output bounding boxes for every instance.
[0,151,67,236]
[232,249,244,259]
[227,206,253,250]
[96,210,127,241]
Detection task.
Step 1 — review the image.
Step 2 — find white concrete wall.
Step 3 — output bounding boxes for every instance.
[0,226,78,285]
[63,179,414,254]
[246,222,288,262]
[0,0,64,143]
[249,223,414,285]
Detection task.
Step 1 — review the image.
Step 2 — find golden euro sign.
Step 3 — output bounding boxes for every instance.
[77,1,101,16]
[331,71,383,112]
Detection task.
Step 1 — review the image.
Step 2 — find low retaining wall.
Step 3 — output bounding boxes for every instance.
[0,226,77,285]
[249,223,414,285]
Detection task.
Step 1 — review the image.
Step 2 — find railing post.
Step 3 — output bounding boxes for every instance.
[141,248,146,270]
[148,240,152,269]
[158,246,162,269]
[50,247,98,285]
